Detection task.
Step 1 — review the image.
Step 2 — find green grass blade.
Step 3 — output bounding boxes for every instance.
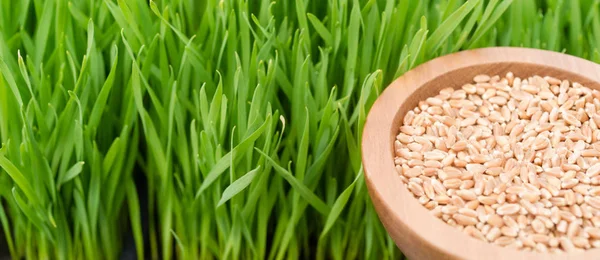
[0,154,38,205]
[467,0,514,48]
[57,161,85,188]
[426,0,479,55]
[307,13,333,46]
[195,115,271,197]
[217,166,261,207]
[320,170,362,238]
[0,56,23,106]
[126,181,144,260]
[255,148,330,215]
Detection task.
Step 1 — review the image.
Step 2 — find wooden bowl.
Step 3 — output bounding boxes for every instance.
[362,47,600,260]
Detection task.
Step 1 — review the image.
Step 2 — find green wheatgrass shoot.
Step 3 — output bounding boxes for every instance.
[0,1,141,259]
[2,0,600,259]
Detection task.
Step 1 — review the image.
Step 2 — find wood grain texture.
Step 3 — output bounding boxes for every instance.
[362,47,600,260]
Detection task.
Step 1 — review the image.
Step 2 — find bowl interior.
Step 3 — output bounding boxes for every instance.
[363,47,600,260]
[391,62,600,157]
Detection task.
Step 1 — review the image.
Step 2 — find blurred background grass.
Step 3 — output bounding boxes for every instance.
[1,0,600,259]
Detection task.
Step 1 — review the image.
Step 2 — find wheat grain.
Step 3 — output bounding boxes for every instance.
[395,72,600,252]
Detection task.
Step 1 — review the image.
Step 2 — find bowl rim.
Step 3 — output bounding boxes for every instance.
[362,47,600,259]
